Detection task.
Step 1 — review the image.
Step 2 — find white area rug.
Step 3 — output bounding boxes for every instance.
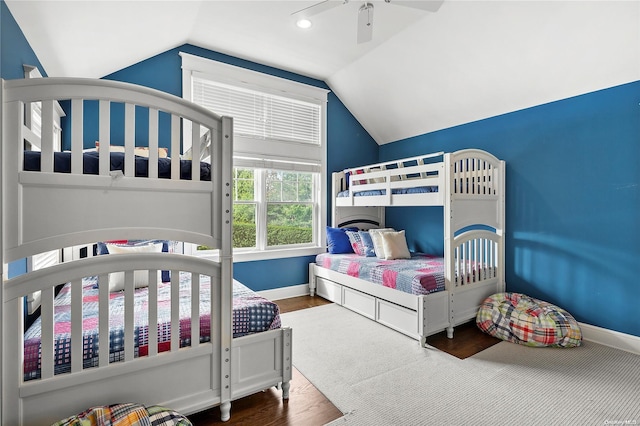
[281,304,640,426]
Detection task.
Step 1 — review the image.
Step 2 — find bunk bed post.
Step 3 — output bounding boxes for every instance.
[309,262,317,296]
[443,153,455,339]
[2,81,24,425]
[219,116,234,421]
[0,78,4,425]
[498,159,506,292]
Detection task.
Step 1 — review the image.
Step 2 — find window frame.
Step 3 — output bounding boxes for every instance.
[180,53,328,261]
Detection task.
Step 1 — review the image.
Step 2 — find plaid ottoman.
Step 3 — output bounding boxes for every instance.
[476,292,582,348]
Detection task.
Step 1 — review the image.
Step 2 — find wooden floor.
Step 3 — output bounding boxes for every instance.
[187,295,500,425]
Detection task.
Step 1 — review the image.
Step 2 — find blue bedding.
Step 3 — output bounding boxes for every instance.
[23,151,211,180]
[337,186,438,197]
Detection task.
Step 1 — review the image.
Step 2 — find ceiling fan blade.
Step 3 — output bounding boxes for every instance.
[291,0,342,17]
[387,0,445,13]
[357,2,374,44]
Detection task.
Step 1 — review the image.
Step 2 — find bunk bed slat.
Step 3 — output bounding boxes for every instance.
[40,287,55,379]
[171,271,180,351]
[99,100,110,176]
[71,99,83,174]
[124,271,135,362]
[40,100,55,173]
[191,273,201,348]
[98,274,109,368]
[125,103,135,177]
[148,108,159,179]
[148,271,159,357]
[192,123,201,181]
[171,115,181,180]
[70,279,83,374]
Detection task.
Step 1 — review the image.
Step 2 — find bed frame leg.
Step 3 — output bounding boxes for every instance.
[220,401,231,422]
[282,381,291,399]
[419,336,427,348]
[446,326,454,339]
[308,264,316,296]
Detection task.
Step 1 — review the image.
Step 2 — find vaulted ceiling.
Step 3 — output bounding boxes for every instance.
[6,0,639,144]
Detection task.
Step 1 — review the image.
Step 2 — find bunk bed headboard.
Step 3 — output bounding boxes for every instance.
[445,149,505,232]
[1,77,233,263]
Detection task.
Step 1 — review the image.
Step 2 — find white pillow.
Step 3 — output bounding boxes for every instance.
[381,230,411,260]
[107,243,162,292]
[368,228,395,259]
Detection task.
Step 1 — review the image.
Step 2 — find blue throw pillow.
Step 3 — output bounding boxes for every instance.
[358,231,376,257]
[326,226,358,254]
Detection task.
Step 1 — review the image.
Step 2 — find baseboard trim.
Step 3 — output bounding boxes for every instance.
[579,322,640,355]
[258,283,310,301]
[259,286,640,356]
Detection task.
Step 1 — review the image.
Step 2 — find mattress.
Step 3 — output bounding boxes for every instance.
[337,186,438,197]
[23,276,280,381]
[316,252,445,296]
[23,151,211,180]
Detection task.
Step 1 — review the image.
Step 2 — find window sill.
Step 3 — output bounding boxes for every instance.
[197,246,325,263]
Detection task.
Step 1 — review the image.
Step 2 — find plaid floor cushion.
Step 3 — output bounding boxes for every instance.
[52,403,192,426]
[476,292,582,348]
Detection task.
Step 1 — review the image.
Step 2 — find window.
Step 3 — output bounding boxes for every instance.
[181,53,328,260]
[233,168,317,250]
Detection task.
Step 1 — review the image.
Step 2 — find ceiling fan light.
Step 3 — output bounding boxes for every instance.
[296,18,313,29]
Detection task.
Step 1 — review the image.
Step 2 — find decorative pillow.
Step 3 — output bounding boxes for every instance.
[98,240,171,282]
[380,230,411,260]
[368,228,395,258]
[106,243,163,292]
[358,230,376,257]
[345,231,364,255]
[326,226,358,254]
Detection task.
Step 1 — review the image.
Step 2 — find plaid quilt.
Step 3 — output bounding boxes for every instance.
[316,252,446,295]
[52,403,192,426]
[24,276,281,381]
[476,292,582,348]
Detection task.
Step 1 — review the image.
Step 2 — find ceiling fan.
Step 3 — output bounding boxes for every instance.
[292,0,444,44]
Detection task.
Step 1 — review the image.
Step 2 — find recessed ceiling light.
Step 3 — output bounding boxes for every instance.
[296,18,312,29]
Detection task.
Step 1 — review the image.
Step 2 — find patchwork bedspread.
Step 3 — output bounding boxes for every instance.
[24,276,281,381]
[316,252,445,296]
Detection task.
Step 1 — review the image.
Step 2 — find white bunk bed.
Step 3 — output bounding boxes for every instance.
[309,150,505,346]
[1,77,292,425]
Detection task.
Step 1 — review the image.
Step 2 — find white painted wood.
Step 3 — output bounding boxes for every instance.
[315,277,342,304]
[580,323,640,356]
[99,100,110,176]
[98,274,109,367]
[124,103,135,177]
[40,100,54,173]
[148,108,159,179]
[1,77,292,425]
[171,270,180,352]
[376,299,418,337]
[343,287,376,320]
[40,287,54,379]
[314,148,505,346]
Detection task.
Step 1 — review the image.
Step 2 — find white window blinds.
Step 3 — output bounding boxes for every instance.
[192,77,321,146]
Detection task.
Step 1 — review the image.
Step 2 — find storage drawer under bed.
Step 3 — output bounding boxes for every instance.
[316,277,342,304]
[315,275,421,339]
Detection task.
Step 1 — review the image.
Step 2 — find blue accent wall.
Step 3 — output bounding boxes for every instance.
[1,1,47,79]
[381,81,640,337]
[101,44,378,292]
